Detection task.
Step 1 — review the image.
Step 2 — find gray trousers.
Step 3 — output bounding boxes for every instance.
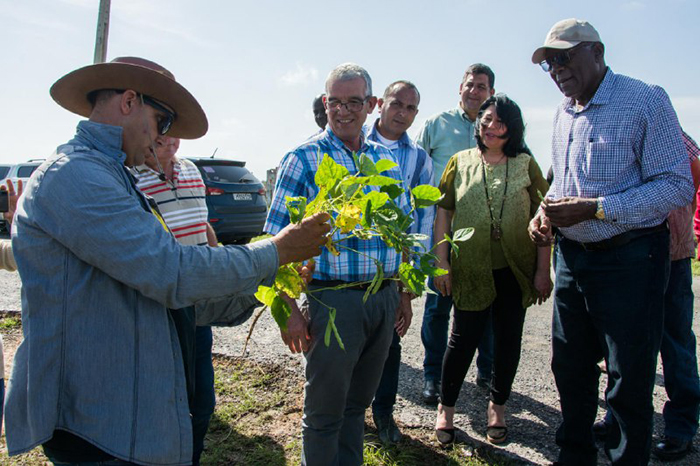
[301,283,398,466]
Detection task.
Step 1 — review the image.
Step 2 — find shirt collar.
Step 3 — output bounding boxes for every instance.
[325,127,370,153]
[564,67,614,112]
[367,118,411,146]
[75,120,127,164]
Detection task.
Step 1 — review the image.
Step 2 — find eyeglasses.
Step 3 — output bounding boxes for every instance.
[140,94,176,135]
[540,43,592,72]
[326,97,369,112]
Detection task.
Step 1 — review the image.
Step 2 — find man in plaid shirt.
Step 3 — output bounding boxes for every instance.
[264,63,412,466]
[528,19,694,464]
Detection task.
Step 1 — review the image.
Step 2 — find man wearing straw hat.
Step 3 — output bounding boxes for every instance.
[4,57,329,466]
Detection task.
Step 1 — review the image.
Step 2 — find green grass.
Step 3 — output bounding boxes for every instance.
[0,316,20,330]
[692,256,700,276]
[0,354,505,466]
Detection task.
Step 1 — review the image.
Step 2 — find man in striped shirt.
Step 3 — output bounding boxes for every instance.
[133,135,218,466]
[366,80,434,443]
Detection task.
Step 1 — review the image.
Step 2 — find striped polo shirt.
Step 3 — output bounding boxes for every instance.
[133,158,209,246]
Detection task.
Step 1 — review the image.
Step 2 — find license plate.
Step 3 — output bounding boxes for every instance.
[233,193,252,201]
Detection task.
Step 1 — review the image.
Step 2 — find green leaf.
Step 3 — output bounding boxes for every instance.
[406,233,430,251]
[353,229,374,240]
[341,181,360,200]
[366,175,402,187]
[270,296,292,332]
[363,261,384,303]
[285,196,307,224]
[305,187,328,216]
[399,262,426,295]
[453,227,474,242]
[329,308,345,350]
[411,185,443,208]
[315,154,349,190]
[362,191,389,212]
[274,265,305,299]
[254,285,276,307]
[380,184,404,200]
[361,197,372,229]
[357,153,378,176]
[443,233,459,256]
[375,159,398,174]
[324,311,332,347]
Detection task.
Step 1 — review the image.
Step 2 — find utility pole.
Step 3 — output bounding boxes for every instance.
[93,0,111,64]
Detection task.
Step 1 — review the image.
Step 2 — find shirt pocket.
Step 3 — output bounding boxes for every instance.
[584,141,624,182]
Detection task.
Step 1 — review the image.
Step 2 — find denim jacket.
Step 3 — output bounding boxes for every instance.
[5,121,278,465]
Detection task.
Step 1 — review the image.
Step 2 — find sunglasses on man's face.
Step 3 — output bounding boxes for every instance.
[540,43,592,72]
[140,95,176,135]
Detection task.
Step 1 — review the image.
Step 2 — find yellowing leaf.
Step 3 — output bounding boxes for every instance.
[336,204,362,233]
[255,285,276,307]
[274,264,305,299]
[325,236,340,256]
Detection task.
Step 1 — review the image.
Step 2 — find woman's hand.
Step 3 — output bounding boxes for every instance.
[433,263,452,297]
[534,268,552,305]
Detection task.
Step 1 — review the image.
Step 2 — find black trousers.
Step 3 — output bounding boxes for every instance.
[440,267,526,406]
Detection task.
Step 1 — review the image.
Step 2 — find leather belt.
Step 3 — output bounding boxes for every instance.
[561,221,668,252]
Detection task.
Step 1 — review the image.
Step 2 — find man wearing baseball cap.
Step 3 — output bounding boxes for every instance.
[4,57,329,465]
[528,19,693,464]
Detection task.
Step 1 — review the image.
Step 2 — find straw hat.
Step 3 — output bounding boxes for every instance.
[50,56,208,139]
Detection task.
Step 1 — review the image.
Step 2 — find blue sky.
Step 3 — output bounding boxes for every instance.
[2,0,698,180]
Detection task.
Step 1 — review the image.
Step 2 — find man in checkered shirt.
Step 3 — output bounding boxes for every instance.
[528,19,694,465]
[264,63,413,466]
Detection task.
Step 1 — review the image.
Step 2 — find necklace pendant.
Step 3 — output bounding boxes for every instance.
[491,225,502,241]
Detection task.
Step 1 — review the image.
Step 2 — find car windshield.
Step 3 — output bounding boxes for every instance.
[0,167,10,179]
[17,165,38,178]
[198,164,259,183]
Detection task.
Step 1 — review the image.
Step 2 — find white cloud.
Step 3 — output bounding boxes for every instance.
[621,1,646,11]
[279,63,319,87]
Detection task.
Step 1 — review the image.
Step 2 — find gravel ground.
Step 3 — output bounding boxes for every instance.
[1,269,699,465]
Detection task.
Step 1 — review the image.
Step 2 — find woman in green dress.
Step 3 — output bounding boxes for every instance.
[433,94,552,445]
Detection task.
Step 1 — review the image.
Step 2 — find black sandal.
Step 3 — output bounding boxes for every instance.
[435,428,456,445]
[486,425,507,444]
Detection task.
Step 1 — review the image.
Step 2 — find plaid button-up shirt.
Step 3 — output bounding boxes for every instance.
[366,119,435,251]
[548,68,694,242]
[265,128,411,282]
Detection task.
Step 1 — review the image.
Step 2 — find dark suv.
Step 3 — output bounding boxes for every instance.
[188,158,267,244]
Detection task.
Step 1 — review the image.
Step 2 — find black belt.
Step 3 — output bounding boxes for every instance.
[310,279,392,292]
[560,221,668,251]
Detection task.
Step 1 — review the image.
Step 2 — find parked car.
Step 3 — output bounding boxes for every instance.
[188,158,267,244]
[0,164,14,233]
[7,159,44,190]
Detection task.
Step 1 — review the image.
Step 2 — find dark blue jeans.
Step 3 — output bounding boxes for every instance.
[552,231,669,465]
[192,326,216,466]
[372,330,401,416]
[659,258,700,441]
[602,258,700,441]
[421,276,494,382]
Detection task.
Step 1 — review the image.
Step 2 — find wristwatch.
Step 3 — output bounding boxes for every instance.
[595,198,605,220]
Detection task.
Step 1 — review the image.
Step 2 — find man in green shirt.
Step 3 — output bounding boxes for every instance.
[415,63,496,403]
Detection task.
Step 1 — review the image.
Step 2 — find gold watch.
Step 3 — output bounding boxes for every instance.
[595,198,605,220]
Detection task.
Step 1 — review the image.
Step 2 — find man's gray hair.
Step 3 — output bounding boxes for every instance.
[325,63,373,97]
